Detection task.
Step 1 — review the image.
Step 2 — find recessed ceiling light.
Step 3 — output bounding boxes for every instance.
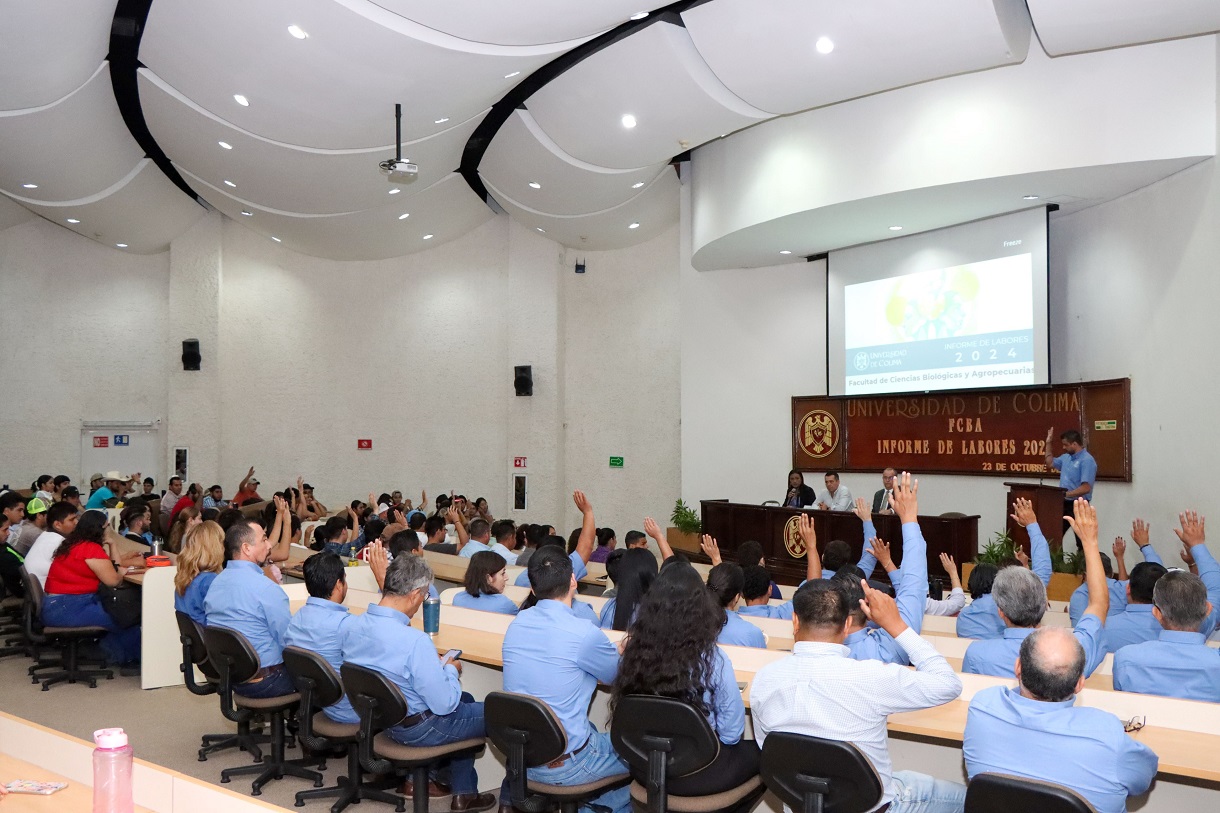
[223,180,236,187]
[621,114,637,129]
[271,236,281,242]
[388,188,400,194]
[779,250,792,255]
[218,141,232,150]
[630,11,649,20]
[528,182,541,189]
[288,25,308,39]
[116,243,128,248]
[21,183,37,189]
[233,94,249,106]
[398,213,410,220]
[889,225,903,231]
[240,210,252,216]
[628,222,640,229]
[505,71,520,79]
[815,36,835,54]
[631,182,645,189]
[422,234,434,240]
[536,227,545,233]
[1023,195,1040,200]
[66,218,80,224]
[434,117,449,124]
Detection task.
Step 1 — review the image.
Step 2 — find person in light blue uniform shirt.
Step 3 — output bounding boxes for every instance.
[502,545,630,813]
[730,516,821,622]
[451,551,518,615]
[963,499,1108,679]
[283,552,355,721]
[958,498,1053,639]
[204,518,295,698]
[707,563,767,648]
[173,519,225,626]
[515,545,588,586]
[965,627,1157,813]
[456,517,493,559]
[334,554,500,812]
[1069,522,1165,624]
[1046,428,1097,548]
[1100,558,1167,654]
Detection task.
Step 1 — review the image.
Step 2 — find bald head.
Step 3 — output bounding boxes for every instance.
[1017,627,1085,703]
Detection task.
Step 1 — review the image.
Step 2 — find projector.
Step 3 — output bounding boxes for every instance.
[384,160,419,185]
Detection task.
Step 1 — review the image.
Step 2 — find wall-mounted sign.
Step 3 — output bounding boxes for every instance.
[357,439,372,450]
[513,457,527,468]
[609,456,624,469]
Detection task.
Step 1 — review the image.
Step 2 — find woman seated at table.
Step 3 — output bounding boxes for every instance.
[707,562,766,648]
[42,512,143,665]
[452,551,518,615]
[166,506,201,554]
[612,561,759,794]
[174,520,225,625]
[599,547,657,631]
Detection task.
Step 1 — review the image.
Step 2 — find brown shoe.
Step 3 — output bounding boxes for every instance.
[399,778,452,798]
[451,792,497,812]
[498,802,516,813]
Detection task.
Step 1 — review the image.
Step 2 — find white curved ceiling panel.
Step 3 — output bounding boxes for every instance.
[525,22,771,170]
[1027,0,1220,56]
[141,0,566,149]
[480,110,667,216]
[369,0,648,46]
[485,168,679,251]
[0,65,146,203]
[682,0,1031,116]
[0,0,113,110]
[10,161,206,255]
[139,70,484,216]
[0,194,33,233]
[180,170,493,261]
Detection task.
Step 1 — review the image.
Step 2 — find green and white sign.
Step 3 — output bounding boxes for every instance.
[609,456,624,468]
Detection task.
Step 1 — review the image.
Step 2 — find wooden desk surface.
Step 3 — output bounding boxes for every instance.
[112,535,175,586]
[0,753,155,813]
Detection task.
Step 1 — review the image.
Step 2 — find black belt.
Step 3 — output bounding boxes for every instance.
[243,664,286,685]
[546,737,591,769]
[399,709,435,729]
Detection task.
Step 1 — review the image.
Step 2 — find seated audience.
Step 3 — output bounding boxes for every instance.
[1101,555,1168,654]
[751,579,964,813]
[170,483,203,522]
[284,552,355,720]
[589,527,616,563]
[231,466,261,506]
[602,548,625,598]
[965,627,1157,813]
[204,518,294,698]
[962,499,1107,678]
[167,506,201,554]
[957,563,1003,639]
[202,484,229,511]
[1113,512,1220,701]
[623,529,647,550]
[60,486,83,511]
[42,511,142,665]
[854,499,966,616]
[31,475,54,505]
[489,520,518,564]
[452,551,518,615]
[599,547,657,630]
[161,476,183,528]
[736,539,782,599]
[334,554,499,812]
[85,473,126,510]
[457,518,494,558]
[613,562,760,794]
[1070,518,1162,624]
[14,497,50,563]
[423,515,457,555]
[503,545,629,813]
[0,493,39,597]
[386,530,439,599]
[514,493,594,587]
[731,516,821,621]
[173,520,225,625]
[707,562,766,648]
[120,503,153,546]
[22,501,81,587]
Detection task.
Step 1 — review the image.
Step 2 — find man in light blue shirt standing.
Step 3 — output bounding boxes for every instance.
[962,499,1108,679]
[503,538,629,813]
[335,553,498,812]
[1045,428,1097,548]
[284,552,355,721]
[204,518,295,698]
[964,627,1157,813]
[1113,511,1220,701]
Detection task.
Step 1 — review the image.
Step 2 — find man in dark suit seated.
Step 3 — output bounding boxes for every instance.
[871,467,896,514]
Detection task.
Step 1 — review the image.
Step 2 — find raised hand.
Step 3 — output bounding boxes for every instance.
[798,513,818,554]
[889,472,919,523]
[1014,547,1030,568]
[1131,518,1150,548]
[1173,511,1206,548]
[1181,544,1197,567]
[367,540,389,589]
[859,579,906,637]
[1064,498,1099,549]
[1112,536,1127,562]
[700,534,722,566]
[445,507,461,525]
[865,537,894,571]
[853,497,871,523]
[1010,497,1037,528]
[643,516,663,541]
[939,553,961,588]
[572,490,593,516]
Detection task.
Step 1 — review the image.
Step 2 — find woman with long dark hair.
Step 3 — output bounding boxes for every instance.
[611,562,759,795]
[453,551,518,615]
[43,511,143,665]
[783,469,815,508]
[707,563,766,648]
[598,547,657,630]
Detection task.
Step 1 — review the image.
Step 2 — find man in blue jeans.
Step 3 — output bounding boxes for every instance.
[336,554,497,812]
[503,492,630,813]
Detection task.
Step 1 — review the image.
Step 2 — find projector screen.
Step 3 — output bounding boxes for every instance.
[827,208,1049,396]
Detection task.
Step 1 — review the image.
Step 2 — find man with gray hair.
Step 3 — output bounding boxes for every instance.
[964,626,1158,813]
[1114,511,1220,701]
[334,554,498,812]
[961,498,1108,678]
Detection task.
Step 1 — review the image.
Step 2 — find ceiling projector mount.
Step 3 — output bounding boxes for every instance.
[379,103,418,184]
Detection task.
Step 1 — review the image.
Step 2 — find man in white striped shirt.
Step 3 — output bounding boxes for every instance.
[751,578,966,813]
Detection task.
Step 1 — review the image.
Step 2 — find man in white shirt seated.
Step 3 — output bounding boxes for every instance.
[751,579,965,813]
[815,471,854,512]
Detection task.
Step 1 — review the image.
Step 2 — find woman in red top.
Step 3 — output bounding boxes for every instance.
[43,512,143,665]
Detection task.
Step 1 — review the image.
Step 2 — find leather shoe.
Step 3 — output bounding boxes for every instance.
[399,778,452,798]
[498,802,516,813]
[451,792,497,812]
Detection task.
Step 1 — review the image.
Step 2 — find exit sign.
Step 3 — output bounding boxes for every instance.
[357,439,372,450]
[609,456,624,469]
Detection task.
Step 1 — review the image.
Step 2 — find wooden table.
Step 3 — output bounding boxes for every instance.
[0,753,153,813]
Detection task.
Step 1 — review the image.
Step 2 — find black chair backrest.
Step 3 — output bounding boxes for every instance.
[175,611,220,679]
[611,695,719,780]
[760,732,882,813]
[283,645,344,709]
[21,567,44,617]
[203,625,261,685]
[341,662,409,729]
[485,692,567,767]
[19,566,45,641]
[965,773,1096,813]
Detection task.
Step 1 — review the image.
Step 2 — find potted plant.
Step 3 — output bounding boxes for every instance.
[666,499,703,554]
[961,529,1083,602]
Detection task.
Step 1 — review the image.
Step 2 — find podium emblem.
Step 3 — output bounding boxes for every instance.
[798,410,839,458]
[783,515,806,558]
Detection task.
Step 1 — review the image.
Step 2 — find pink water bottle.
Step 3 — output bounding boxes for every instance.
[92,728,134,813]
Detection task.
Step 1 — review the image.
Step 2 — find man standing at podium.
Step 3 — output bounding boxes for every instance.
[1046,428,1097,546]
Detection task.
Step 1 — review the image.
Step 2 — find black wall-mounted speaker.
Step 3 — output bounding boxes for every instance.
[182,339,201,371]
[514,365,533,397]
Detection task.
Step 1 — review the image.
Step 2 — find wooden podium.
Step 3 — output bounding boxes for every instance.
[1004,482,1067,551]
